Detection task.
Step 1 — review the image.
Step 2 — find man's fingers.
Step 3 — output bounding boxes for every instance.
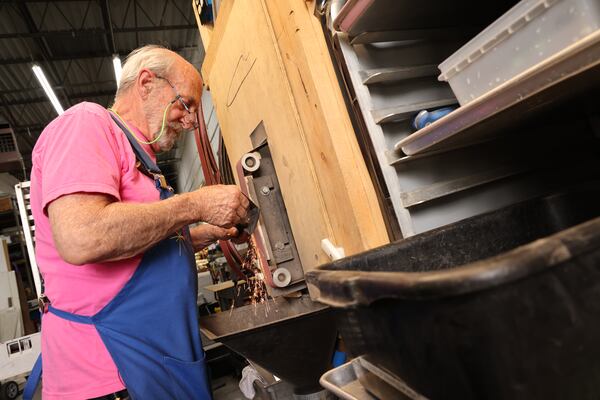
[196,185,252,228]
[231,231,250,244]
[211,225,237,239]
[221,221,235,229]
[240,194,250,209]
[224,227,238,238]
[235,206,248,224]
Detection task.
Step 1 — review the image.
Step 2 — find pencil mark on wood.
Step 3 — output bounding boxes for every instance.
[226,52,257,107]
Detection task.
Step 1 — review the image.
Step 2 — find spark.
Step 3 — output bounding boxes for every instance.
[241,239,269,307]
[226,239,270,318]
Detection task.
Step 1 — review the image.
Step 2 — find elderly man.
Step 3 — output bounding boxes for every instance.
[25,45,248,400]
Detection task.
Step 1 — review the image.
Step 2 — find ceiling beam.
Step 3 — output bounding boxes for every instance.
[0,102,37,151]
[0,46,198,65]
[134,0,139,47]
[0,28,104,39]
[12,124,45,132]
[14,2,72,108]
[0,98,18,120]
[115,24,196,33]
[0,24,196,39]
[100,0,116,54]
[0,96,21,136]
[4,90,115,106]
[1,53,107,65]
[0,80,116,96]
[4,0,92,3]
[70,90,115,100]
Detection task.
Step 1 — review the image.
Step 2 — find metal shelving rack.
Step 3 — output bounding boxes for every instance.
[328,0,600,238]
[396,30,600,157]
[14,181,41,298]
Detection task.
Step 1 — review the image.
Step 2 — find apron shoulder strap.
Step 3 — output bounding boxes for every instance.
[22,354,42,400]
[108,111,161,175]
[108,111,174,197]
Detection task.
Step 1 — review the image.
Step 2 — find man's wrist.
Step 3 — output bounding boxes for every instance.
[176,190,206,223]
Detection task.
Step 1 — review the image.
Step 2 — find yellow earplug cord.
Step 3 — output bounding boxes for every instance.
[109,101,174,145]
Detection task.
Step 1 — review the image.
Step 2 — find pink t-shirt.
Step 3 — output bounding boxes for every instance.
[30,102,160,399]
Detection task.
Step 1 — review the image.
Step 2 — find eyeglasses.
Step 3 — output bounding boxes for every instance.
[155,75,199,130]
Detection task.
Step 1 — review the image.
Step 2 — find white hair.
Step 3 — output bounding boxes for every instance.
[115,45,179,100]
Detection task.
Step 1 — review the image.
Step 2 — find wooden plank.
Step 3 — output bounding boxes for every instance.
[263,0,388,252]
[201,0,389,282]
[204,280,246,292]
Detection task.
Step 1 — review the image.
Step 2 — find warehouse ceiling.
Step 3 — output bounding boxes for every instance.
[0,0,203,180]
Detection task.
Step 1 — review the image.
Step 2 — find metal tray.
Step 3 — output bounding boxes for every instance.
[320,356,425,400]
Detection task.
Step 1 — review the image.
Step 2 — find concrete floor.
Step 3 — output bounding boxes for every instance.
[212,375,247,400]
[16,384,40,400]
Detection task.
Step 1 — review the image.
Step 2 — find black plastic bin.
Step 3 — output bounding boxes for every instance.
[306,187,600,400]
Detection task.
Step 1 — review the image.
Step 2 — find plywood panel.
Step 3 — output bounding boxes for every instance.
[263,0,388,251]
[201,0,389,276]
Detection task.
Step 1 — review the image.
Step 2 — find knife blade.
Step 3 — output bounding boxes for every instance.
[236,198,260,236]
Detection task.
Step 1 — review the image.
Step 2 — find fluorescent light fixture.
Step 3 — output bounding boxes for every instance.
[32,64,64,115]
[112,55,122,88]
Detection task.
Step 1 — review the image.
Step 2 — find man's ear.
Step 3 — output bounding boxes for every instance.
[137,68,154,99]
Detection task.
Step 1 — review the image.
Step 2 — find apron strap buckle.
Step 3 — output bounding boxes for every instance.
[153,173,173,192]
[38,294,51,313]
[134,160,172,192]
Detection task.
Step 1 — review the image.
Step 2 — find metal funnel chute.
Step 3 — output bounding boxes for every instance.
[200,296,337,394]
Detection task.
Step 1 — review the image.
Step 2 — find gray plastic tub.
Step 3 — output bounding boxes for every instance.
[439,0,600,104]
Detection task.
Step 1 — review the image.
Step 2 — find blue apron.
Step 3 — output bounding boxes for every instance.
[24,113,212,400]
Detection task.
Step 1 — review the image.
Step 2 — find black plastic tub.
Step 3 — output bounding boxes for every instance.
[305,187,600,400]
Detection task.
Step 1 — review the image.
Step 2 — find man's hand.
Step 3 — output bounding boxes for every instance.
[192,185,249,228]
[190,224,239,251]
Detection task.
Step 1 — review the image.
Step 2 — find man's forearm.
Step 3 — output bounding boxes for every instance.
[49,192,203,265]
[49,184,248,265]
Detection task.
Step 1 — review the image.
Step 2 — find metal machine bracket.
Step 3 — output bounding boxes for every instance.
[237,122,306,297]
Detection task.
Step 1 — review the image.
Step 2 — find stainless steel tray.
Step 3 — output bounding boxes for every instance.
[320,357,426,400]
